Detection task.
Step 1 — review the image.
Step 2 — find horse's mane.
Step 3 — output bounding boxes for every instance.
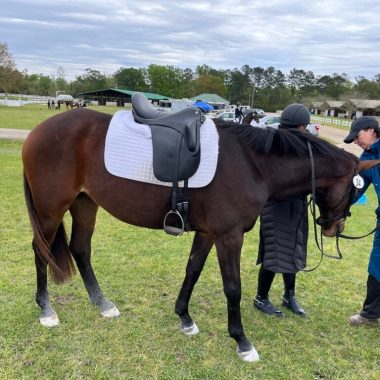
[214,119,356,160]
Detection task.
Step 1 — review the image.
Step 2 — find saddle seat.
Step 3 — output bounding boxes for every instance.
[131,92,204,182]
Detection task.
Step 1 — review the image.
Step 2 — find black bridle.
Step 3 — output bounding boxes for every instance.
[300,142,376,272]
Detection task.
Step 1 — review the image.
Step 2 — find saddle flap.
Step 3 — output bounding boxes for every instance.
[131,93,204,183]
[150,125,201,182]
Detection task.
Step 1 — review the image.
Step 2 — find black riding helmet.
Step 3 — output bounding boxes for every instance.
[280,103,310,128]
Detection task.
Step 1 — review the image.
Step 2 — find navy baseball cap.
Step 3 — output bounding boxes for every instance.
[344,116,379,143]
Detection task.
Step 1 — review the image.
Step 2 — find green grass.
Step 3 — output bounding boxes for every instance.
[0,104,127,130]
[1,139,380,379]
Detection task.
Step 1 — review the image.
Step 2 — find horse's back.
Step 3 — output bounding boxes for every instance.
[23,108,111,163]
[25,108,111,145]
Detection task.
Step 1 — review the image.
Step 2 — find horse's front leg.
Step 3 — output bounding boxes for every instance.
[175,232,214,335]
[215,231,259,362]
[34,250,59,327]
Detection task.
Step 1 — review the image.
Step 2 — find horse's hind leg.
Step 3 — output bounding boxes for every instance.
[35,247,59,327]
[175,232,214,335]
[69,194,120,318]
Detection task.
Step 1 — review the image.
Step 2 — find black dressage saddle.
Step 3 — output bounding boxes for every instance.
[131,93,205,235]
[131,92,204,182]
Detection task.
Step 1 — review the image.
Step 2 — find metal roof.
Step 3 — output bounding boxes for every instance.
[343,99,380,109]
[76,88,169,100]
[312,99,380,110]
[190,93,229,104]
[323,100,344,108]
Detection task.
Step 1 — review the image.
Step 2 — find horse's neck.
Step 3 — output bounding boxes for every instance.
[265,154,348,199]
[257,156,313,198]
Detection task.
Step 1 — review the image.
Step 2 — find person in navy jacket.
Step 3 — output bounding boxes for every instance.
[344,116,380,326]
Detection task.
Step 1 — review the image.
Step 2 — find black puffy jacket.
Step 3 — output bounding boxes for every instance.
[257,195,308,273]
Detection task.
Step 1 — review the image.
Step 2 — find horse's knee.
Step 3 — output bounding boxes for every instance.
[223,284,241,302]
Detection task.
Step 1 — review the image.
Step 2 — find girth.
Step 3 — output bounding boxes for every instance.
[131,92,205,235]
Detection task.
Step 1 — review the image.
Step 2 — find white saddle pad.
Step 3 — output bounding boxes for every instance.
[104,111,219,188]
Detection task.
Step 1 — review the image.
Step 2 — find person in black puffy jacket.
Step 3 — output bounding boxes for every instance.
[253,103,311,317]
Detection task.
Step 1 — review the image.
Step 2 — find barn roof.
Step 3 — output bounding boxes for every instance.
[323,100,344,108]
[190,93,229,104]
[77,88,169,100]
[343,99,380,109]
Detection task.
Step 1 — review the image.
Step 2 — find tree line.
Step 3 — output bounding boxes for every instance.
[1,42,380,111]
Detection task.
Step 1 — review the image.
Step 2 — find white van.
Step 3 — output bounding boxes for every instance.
[226,104,250,111]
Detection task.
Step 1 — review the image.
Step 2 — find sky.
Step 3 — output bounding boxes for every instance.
[1,0,380,82]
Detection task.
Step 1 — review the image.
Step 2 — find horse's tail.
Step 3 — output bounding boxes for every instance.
[23,172,75,284]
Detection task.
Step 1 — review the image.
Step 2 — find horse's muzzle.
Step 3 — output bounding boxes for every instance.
[322,218,346,237]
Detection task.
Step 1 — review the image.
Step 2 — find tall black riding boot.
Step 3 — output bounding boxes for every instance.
[282,290,306,317]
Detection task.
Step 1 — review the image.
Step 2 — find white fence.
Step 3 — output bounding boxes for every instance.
[311,115,352,127]
[0,93,50,106]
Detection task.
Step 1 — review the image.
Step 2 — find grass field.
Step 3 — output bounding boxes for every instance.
[0,104,124,130]
[1,136,380,379]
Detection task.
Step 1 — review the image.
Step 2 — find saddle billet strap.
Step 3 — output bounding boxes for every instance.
[177,180,190,232]
[172,181,190,230]
[164,181,190,236]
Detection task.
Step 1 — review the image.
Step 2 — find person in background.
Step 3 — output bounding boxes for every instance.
[254,103,310,318]
[235,103,243,123]
[344,116,380,326]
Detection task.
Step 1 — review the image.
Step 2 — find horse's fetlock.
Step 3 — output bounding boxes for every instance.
[175,300,187,315]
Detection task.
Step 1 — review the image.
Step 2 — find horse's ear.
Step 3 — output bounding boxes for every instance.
[358,159,380,173]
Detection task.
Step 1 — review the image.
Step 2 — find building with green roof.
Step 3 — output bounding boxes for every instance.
[190,93,229,110]
[76,88,169,106]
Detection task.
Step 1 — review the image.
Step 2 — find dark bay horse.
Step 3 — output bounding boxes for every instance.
[23,108,364,362]
[242,111,259,125]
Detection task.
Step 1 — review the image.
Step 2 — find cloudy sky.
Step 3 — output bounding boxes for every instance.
[1,0,380,81]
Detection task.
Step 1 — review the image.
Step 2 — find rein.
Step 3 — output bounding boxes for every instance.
[335,225,378,258]
[299,142,325,272]
[300,142,376,272]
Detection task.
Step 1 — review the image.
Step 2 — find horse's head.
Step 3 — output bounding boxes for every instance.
[315,159,380,237]
[314,177,355,237]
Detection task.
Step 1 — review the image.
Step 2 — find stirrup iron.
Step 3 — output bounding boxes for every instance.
[163,210,184,236]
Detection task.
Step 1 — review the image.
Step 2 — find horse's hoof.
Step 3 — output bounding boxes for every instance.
[181,322,199,336]
[40,312,59,327]
[236,346,260,362]
[101,305,120,318]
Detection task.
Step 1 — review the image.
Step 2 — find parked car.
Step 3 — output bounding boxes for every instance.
[305,123,320,136]
[252,115,281,128]
[215,111,236,122]
[252,115,320,136]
